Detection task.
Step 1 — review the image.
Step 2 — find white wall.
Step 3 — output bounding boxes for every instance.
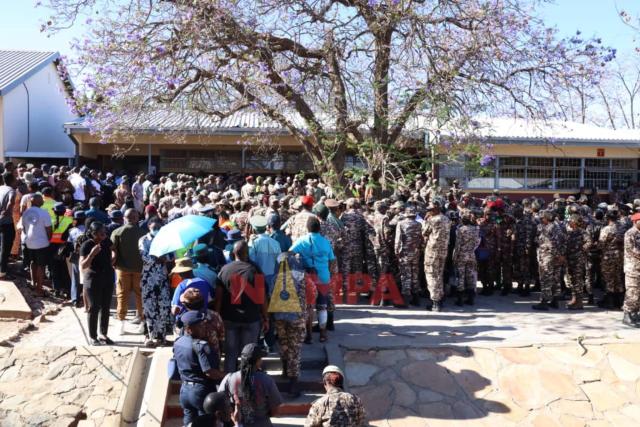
[2,62,76,159]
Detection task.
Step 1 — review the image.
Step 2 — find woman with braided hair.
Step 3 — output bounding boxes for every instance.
[218,343,283,427]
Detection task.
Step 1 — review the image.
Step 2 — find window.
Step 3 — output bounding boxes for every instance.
[584,159,610,191]
[555,158,581,189]
[497,156,525,189]
[526,158,553,189]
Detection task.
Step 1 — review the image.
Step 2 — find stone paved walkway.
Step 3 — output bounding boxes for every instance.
[345,344,640,427]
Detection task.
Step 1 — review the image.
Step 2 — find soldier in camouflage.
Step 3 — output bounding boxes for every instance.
[453,214,481,305]
[394,206,423,307]
[477,209,498,296]
[513,206,536,296]
[340,198,368,294]
[532,210,566,310]
[598,210,625,309]
[305,365,366,427]
[284,196,317,242]
[584,209,604,304]
[495,210,515,295]
[422,201,451,311]
[371,201,395,293]
[623,213,640,327]
[565,214,587,310]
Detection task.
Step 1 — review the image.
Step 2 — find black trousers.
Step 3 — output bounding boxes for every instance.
[86,281,114,339]
[0,223,15,275]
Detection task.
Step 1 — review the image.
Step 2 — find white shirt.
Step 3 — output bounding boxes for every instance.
[21,206,52,250]
[69,173,86,201]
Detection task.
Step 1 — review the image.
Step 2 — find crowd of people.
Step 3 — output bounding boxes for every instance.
[2,160,640,426]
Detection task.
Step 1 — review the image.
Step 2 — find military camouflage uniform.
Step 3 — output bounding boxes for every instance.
[422,213,451,302]
[584,218,604,295]
[286,210,317,242]
[320,218,344,311]
[363,219,379,291]
[565,225,587,300]
[340,209,368,289]
[453,224,481,291]
[495,216,515,290]
[514,214,536,286]
[371,210,395,280]
[477,216,497,290]
[305,388,366,427]
[623,226,640,315]
[536,222,565,301]
[599,222,625,293]
[394,215,423,296]
[274,256,307,379]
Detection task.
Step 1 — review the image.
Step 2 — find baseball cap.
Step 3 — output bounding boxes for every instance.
[631,213,640,222]
[180,310,206,327]
[301,195,314,207]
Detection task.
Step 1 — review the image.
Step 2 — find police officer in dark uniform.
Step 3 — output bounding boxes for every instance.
[174,311,226,426]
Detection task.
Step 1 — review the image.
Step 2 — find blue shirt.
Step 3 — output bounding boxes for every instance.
[290,232,335,284]
[249,233,281,276]
[173,335,219,386]
[270,230,292,252]
[85,208,110,224]
[171,277,211,311]
[193,263,217,290]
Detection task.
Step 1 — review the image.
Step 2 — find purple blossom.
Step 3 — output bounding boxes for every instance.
[480,155,495,167]
[367,0,377,7]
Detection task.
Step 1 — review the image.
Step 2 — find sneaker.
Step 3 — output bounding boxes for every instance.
[144,339,156,348]
[622,312,640,328]
[118,320,126,335]
[130,316,142,325]
[135,323,145,335]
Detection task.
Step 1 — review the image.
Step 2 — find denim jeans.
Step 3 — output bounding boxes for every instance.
[180,382,213,425]
[70,262,82,304]
[223,320,261,372]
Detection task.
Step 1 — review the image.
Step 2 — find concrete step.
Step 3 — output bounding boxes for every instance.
[272,415,308,426]
[267,369,325,393]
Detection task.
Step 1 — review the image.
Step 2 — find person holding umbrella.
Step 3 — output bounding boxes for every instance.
[139,216,173,347]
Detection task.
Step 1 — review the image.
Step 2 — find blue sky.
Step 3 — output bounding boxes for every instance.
[0,0,639,58]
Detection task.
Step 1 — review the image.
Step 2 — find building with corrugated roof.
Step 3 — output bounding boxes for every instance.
[65,109,640,198]
[0,50,76,162]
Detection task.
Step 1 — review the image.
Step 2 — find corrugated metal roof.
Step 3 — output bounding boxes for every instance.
[65,109,301,134]
[66,109,640,146]
[476,118,640,144]
[0,50,59,95]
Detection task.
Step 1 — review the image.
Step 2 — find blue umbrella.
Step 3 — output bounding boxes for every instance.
[149,215,216,257]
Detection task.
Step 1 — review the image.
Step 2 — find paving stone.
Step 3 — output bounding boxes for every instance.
[607,352,640,382]
[481,390,528,422]
[541,345,606,368]
[418,389,445,403]
[557,414,587,427]
[56,404,82,417]
[548,399,594,418]
[531,413,562,427]
[581,382,628,412]
[418,402,453,419]
[344,350,377,364]
[603,410,638,426]
[620,403,640,422]
[453,368,493,399]
[381,406,426,427]
[53,378,77,394]
[496,347,542,365]
[498,364,547,410]
[573,367,602,384]
[604,343,640,365]
[345,362,379,386]
[375,349,407,367]
[372,367,398,383]
[400,361,457,396]
[539,368,583,400]
[406,349,436,361]
[357,384,393,420]
[391,380,416,407]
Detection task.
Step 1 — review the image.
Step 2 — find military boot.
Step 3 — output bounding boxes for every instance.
[394,294,410,309]
[481,282,494,296]
[587,294,595,305]
[431,300,442,312]
[549,297,560,309]
[410,293,421,307]
[567,296,583,310]
[622,312,640,328]
[455,290,464,306]
[464,289,475,305]
[615,292,625,309]
[288,377,301,398]
[597,293,616,310]
[532,300,550,311]
[281,360,288,378]
[326,312,335,331]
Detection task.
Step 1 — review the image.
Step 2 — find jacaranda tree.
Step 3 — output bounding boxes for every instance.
[42,0,612,187]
